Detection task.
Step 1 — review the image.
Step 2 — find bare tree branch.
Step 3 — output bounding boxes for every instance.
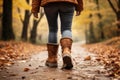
[29,13,32,17]
[108,0,117,14]
[37,8,44,24]
[17,8,24,24]
[115,0,120,9]
[38,13,44,23]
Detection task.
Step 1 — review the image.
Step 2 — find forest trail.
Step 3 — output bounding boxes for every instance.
[0,42,112,80]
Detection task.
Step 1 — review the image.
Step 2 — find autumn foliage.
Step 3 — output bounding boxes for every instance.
[84,37,120,77]
[0,41,46,67]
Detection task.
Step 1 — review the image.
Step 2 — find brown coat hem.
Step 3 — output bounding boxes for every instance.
[31,0,83,13]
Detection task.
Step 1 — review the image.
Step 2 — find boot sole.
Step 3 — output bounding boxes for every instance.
[45,61,58,68]
[62,56,73,70]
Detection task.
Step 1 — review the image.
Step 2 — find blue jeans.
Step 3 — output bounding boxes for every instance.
[44,2,75,43]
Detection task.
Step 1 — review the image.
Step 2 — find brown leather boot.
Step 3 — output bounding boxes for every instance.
[45,43,59,68]
[60,38,73,69]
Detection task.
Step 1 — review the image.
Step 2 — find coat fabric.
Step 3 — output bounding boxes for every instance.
[32,0,83,13]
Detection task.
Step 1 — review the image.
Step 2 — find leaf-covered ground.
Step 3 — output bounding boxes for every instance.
[0,37,120,79]
[83,37,120,78]
[0,41,46,67]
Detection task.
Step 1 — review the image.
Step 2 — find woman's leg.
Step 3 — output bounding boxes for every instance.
[44,4,59,67]
[59,3,75,38]
[44,4,59,43]
[59,3,75,69]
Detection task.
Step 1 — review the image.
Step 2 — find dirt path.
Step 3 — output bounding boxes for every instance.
[0,43,112,80]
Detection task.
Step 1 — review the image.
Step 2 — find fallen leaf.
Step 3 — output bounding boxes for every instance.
[24,68,30,72]
[84,37,120,77]
[5,62,14,66]
[9,74,18,76]
[84,56,91,61]
[0,41,46,67]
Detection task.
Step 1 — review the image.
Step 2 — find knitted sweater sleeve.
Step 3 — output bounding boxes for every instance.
[75,0,83,12]
[31,0,41,13]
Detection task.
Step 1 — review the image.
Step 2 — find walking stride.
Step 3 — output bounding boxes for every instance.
[31,0,83,69]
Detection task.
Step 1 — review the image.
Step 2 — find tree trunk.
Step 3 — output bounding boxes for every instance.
[29,9,44,43]
[95,0,100,10]
[97,13,105,40]
[116,11,120,36]
[21,10,30,41]
[85,27,89,44]
[115,0,120,36]
[108,0,120,36]
[2,0,15,40]
[85,14,96,44]
[89,21,96,43]
[30,20,38,43]
[21,0,30,41]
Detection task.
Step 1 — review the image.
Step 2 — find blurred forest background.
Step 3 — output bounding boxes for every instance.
[0,0,120,44]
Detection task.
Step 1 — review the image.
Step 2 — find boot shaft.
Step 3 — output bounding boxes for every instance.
[60,38,73,52]
[47,43,59,58]
[46,43,59,67]
[60,38,73,69]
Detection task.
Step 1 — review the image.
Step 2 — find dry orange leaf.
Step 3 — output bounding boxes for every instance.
[24,68,30,72]
[84,55,91,61]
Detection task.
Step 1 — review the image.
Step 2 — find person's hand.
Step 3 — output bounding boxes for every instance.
[76,11,81,16]
[33,12,38,18]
